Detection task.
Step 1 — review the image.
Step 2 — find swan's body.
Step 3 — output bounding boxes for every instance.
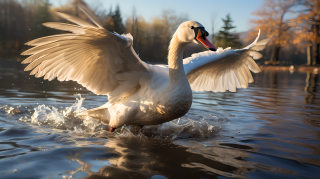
[21,6,269,131]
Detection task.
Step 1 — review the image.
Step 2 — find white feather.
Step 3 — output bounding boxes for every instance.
[184,30,267,93]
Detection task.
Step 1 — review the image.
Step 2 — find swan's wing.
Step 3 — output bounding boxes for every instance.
[184,31,269,92]
[21,5,149,102]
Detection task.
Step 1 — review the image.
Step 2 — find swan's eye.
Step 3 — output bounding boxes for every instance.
[190,26,194,29]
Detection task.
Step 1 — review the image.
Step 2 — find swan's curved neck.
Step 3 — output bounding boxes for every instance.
[168,34,188,86]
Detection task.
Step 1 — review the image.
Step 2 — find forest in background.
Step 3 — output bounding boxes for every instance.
[0,0,188,63]
[246,0,320,66]
[0,0,319,65]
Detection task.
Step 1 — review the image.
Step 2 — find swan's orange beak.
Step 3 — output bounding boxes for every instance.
[195,29,217,51]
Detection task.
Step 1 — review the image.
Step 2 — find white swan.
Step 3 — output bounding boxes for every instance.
[21,6,268,132]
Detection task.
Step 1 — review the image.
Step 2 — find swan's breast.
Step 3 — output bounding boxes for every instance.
[163,84,193,119]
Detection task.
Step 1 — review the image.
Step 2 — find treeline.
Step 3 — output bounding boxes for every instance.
[0,0,56,59]
[0,0,187,63]
[2,0,317,65]
[247,0,320,65]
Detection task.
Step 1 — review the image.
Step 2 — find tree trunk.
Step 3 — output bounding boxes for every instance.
[313,2,320,65]
[312,22,319,65]
[314,41,320,65]
[135,17,139,53]
[270,45,281,62]
[271,12,285,63]
[131,15,135,37]
[307,43,312,66]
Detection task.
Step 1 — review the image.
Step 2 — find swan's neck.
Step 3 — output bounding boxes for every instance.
[163,34,192,118]
[168,35,189,86]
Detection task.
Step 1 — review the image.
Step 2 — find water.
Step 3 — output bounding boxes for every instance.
[0,62,320,179]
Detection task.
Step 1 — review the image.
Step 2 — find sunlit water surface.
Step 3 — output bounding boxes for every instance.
[0,62,320,179]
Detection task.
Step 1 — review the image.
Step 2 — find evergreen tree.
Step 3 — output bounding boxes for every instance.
[215,14,241,49]
[109,5,125,34]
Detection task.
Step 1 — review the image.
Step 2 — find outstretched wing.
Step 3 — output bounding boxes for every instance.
[184,30,269,92]
[21,5,149,102]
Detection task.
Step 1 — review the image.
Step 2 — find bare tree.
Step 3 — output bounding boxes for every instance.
[248,0,299,63]
[292,0,320,65]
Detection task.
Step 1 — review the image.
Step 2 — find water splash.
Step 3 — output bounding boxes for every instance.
[19,94,102,134]
[0,105,22,114]
[100,114,227,140]
[15,94,227,139]
[140,114,226,139]
[62,94,86,116]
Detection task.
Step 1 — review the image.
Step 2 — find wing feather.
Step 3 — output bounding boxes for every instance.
[42,22,100,35]
[55,11,96,28]
[78,4,104,29]
[227,70,236,92]
[25,34,80,46]
[22,45,76,64]
[43,55,66,80]
[22,40,87,56]
[185,31,269,92]
[250,38,271,51]
[30,46,90,74]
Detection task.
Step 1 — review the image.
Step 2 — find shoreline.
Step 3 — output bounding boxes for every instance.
[258,65,320,73]
[1,60,320,73]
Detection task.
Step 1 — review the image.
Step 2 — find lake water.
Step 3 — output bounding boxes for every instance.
[0,62,319,179]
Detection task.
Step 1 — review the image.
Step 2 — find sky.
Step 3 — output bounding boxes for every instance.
[51,0,264,34]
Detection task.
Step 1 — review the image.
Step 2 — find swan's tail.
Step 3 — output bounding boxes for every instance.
[77,105,110,125]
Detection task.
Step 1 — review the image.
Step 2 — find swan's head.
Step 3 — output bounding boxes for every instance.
[175,21,216,51]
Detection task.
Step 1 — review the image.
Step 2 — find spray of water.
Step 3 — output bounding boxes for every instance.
[18,94,102,134]
[7,94,228,139]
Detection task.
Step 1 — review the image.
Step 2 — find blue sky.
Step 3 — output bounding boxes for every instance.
[51,0,263,33]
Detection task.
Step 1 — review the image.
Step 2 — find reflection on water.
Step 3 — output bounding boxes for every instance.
[63,138,258,179]
[0,63,320,178]
[305,72,318,104]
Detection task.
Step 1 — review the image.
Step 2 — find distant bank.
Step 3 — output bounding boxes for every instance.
[259,65,319,73]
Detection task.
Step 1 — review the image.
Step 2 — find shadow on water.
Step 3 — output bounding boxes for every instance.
[1,62,320,178]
